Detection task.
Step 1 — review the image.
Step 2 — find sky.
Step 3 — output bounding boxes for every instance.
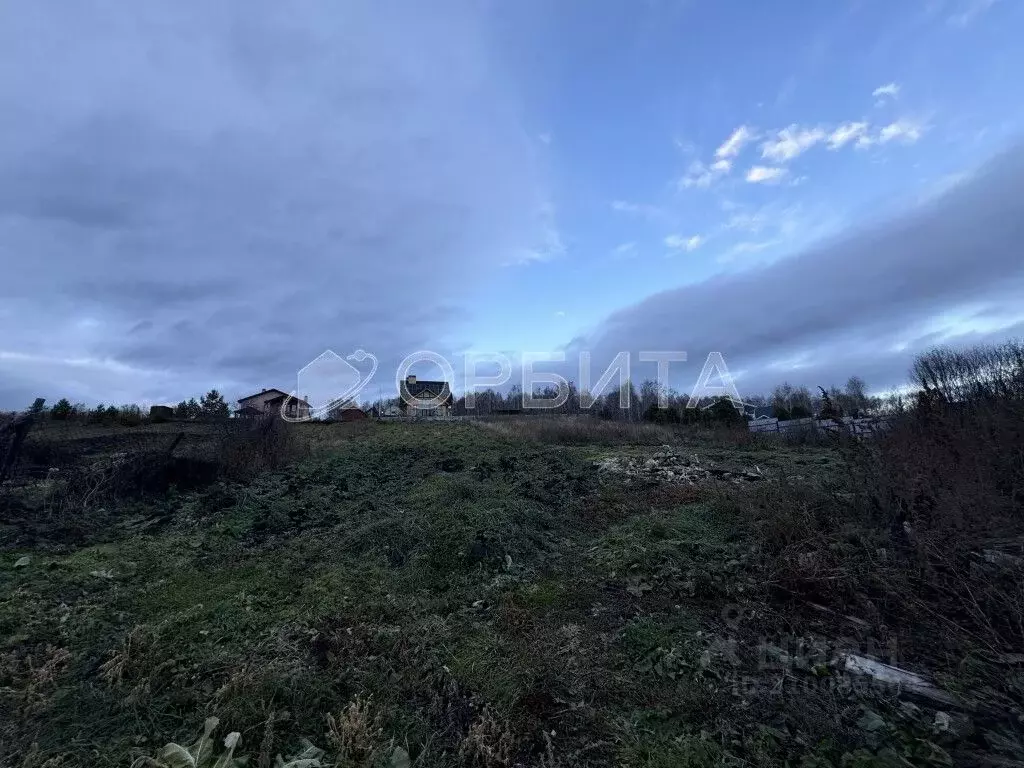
[1,0,1023,409]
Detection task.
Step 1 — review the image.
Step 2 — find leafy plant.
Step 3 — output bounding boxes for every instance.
[130,718,327,768]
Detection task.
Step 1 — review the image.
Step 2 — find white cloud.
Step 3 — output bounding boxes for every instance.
[679,156,735,189]
[674,136,697,154]
[507,202,565,266]
[879,119,925,144]
[948,0,998,26]
[718,239,781,262]
[612,241,637,257]
[538,132,552,145]
[554,310,566,317]
[732,240,778,254]
[746,166,788,183]
[715,125,755,159]
[665,234,703,252]
[761,125,827,162]
[679,160,715,188]
[723,202,807,244]
[828,122,870,149]
[872,82,900,100]
[679,143,743,190]
[727,210,770,233]
[917,171,971,204]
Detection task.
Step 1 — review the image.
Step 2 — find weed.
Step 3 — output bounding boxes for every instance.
[3,412,1023,765]
[458,706,518,768]
[325,695,386,766]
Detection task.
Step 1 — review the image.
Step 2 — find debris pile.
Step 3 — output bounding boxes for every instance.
[594,446,763,485]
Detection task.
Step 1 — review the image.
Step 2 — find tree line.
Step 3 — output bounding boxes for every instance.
[367,373,879,425]
[24,390,231,424]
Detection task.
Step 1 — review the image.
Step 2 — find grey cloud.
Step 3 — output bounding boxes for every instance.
[70,281,234,308]
[0,1,547,407]
[567,144,1024,396]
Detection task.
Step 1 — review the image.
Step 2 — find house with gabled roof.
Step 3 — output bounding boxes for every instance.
[235,388,311,420]
[399,375,453,419]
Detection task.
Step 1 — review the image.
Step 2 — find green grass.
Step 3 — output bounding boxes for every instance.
[0,420,999,767]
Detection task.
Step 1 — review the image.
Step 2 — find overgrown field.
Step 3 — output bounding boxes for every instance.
[1,418,1022,767]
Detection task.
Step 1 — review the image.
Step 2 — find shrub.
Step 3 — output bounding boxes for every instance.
[644,405,681,424]
[118,404,143,427]
[789,404,812,419]
[217,415,309,481]
[746,340,1024,674]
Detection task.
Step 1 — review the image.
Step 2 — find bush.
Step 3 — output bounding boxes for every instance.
[645,405,681,424]
[217,415,309,481]
[746,340,1024,674]
[118,404,143,427]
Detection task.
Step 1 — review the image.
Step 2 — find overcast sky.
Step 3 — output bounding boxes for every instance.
[2,0,1023,408]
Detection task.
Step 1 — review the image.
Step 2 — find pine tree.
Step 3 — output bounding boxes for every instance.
[200,390,229,420]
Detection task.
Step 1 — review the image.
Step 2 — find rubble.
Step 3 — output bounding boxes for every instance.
[593,446,764,485]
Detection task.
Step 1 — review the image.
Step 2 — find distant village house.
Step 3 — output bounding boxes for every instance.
[399,375,453,419]
[327,401,368,422]
[235,388,311,420]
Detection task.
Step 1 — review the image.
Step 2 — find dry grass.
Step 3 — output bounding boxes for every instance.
[300,420,376,451]
[457,707,518,768]
[216,415,311,481]
[741,388,1024,677]
[325,695,387,767]
[477,416,685,446]
[5,380,1023,765]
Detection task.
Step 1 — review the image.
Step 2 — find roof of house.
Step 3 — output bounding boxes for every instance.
[264,392,311,407]
[234,405,263,416]
[405,380,452,400]
[698,397,743,411]
[238,388,289,403]
[238,390,311,408]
